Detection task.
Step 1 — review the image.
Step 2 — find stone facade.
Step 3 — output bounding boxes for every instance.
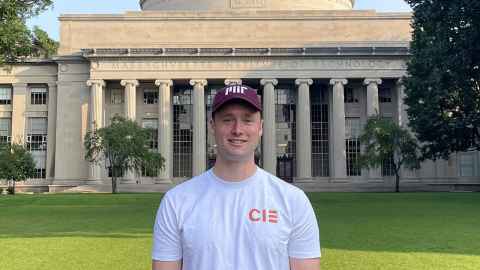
[1,2,479,192]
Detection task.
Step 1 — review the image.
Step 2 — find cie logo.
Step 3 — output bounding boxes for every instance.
[248,209,278,223]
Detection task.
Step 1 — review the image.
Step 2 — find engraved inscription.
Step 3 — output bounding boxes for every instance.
[94,59,406,72]
[231,0,265,9]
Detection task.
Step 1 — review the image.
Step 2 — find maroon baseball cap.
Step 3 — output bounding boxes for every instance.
[212,84,262,114]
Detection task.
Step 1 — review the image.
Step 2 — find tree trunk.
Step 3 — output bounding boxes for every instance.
[395,173,400,193]
[12,180,16,195]
[112,176,117,194]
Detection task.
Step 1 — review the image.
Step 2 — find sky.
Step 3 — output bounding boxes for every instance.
[27,0,412,41]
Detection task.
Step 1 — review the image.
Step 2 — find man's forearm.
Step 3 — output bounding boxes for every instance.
[152,260,182,270]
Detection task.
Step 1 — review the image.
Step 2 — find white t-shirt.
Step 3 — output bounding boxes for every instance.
[152,167,321,270]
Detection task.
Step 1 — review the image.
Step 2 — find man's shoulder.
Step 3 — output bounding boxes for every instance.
[257,168,306,198]
[164,170,211,200]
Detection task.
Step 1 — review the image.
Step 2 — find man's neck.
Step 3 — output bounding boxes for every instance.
[213,158,257,182]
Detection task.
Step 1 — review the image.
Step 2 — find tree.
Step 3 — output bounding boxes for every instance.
[84,116,165,193]
[404,0,480,160]
[359,117,421,192]
[0,0,58,64]
[0,142,36,195]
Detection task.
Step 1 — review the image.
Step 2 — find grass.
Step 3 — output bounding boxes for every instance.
[0,193,479,270]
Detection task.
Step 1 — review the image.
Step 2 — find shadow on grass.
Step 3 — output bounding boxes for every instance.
[1,192,479,256]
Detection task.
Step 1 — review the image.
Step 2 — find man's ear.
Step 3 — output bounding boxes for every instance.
[259,119,263,137]
[209,118,215,130]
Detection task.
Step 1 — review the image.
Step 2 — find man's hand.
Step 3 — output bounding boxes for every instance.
[152,260,182,270]
[290,257,321,270]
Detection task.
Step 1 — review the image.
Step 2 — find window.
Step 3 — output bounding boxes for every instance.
[345,118,361,176]
[344,87,358,103]
[275,86,296,182]
[382,155,396,176]
[173,87,193,177]
[311,87,329,177]
[0,87,12,105]
[111,89,123,104]
[33,168,46,179]
[144,89,158,104]
[142,165,158,177]
[142,119,158,150]
[30,87,48,105]
[379,87,392,103]
[459,152,475,177]
[206,86,221,169]
[0,118,11,144]
[26,118,47,151]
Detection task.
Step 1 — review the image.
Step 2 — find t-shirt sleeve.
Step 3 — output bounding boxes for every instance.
[288,191,321,259]
[152,193,183,261]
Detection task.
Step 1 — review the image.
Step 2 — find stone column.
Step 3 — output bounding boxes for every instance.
[46,82,57,180]
[121,80,139,121]
[295,79,313,180]
[364,79,382,180]
[155,80,173,183]
[11,83,27,144]
[364,79,382,117]
[120,80,139,183]
[190,79,208,176]
[86,79,105,181]
[330,79,348,180]
[395,79,409,128]
[224,79,242,86]
[260,78,278,174]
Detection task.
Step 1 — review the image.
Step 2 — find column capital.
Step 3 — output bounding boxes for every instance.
[47,82,57,89]
[155,80,173,87]
[224,79,242,86]
[189,79,208,87]
[86,79,105,87]
[120,80,139,87]
[363,78,383,86]
[260,78,278,86]
[329,79,348,86]
[295,79,313,86]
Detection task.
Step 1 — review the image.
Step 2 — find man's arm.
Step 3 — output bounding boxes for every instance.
[152,260,182,270]
[289,258,320,270]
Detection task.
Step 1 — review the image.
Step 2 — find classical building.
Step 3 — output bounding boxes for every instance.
[1,0,479,192]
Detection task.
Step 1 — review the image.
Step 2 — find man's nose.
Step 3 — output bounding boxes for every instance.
[231,120,243,135]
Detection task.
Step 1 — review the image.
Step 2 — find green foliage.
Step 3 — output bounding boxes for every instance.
[404,0,480,159]
[84,116,165,193]
[32,26,59,58]
[0,0,55,63]
[359,117,421,192]
[0,142,36,195]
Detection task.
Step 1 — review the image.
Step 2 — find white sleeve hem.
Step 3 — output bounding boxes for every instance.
[288,252,322,259]
[152,255,182,261]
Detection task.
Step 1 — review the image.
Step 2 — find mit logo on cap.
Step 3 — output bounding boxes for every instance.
[212,84,262,114]
[225,85,248,96]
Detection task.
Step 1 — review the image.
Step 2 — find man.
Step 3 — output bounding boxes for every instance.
[152,84,321,270]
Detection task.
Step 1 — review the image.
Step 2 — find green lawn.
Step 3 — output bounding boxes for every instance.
[0,193,479,270]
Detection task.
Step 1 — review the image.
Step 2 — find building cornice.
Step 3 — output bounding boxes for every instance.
[81,45,409,59]
[59,10,411,22]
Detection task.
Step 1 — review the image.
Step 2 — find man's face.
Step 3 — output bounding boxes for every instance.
[210,102,263,162]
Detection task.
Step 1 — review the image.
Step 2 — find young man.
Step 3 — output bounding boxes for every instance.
[152,84,321,270]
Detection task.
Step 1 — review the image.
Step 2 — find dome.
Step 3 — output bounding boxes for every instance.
[140,0,355,11]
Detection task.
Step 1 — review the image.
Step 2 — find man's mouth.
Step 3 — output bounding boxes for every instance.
[228,139,248,145]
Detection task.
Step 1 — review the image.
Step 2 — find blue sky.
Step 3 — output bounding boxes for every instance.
[27,0,412,41]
